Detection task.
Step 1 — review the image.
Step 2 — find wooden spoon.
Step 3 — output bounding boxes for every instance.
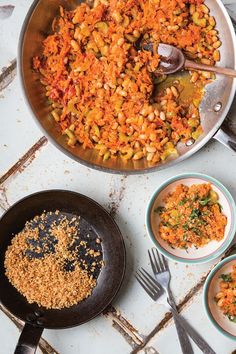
[143,42,236,78]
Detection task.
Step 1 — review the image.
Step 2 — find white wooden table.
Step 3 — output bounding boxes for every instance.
[1,1,236,353]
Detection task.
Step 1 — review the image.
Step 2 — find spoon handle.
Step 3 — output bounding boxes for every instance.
[185,59,236,78]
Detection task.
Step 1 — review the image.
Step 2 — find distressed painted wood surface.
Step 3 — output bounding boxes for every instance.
[1,1,236,353]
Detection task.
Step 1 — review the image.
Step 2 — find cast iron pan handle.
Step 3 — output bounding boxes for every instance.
[214,128,236,153]
[14,323,44,354]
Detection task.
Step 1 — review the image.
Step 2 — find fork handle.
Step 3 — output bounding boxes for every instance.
[167,290,194,354]
[169,306,216,354]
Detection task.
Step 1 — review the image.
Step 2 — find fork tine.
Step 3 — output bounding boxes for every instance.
[140,268,161,291]
[148,249,156,274]
[154,247,167,270]
[160,251,169,271]
[135,275,155,300]
[137,269,158,294]
[135,274,156,300]
[156,248,165,272]
[151,248,161,272]
[153,247,165,272]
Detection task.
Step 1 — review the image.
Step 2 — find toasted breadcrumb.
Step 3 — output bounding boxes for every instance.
[4,211,103,309]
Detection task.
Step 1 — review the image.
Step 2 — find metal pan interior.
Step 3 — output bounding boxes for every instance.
[19,0,236,174]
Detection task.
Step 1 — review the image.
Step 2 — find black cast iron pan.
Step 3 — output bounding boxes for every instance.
[0,190,126,354]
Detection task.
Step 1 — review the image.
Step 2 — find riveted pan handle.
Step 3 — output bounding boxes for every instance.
[214,128,236,153]
[14,323,44,354]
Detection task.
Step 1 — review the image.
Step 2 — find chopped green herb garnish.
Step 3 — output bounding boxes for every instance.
[202,211,210,216]
[197,219,207,226]
[162,222,171,227]
[183,234,188,241]
[189,208,201,219]
[220,274,233,282]
[179,199,187,206]
[199,197,211,206]
[183,223,189,231]
[172,224,180,229]
[154,206,165,214]
[192,227,202,236]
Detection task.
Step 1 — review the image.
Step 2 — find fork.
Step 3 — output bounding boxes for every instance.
[136,267,216,354]
[148,248,193,354]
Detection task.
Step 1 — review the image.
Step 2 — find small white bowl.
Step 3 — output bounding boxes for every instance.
[204,254,236,340]
[146,173,236,264]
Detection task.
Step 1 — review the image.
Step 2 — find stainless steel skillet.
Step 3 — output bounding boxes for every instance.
[19,0,236,174]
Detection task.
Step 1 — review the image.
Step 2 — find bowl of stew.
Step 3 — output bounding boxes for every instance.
[204,254,236,340]
[146,173,236,263]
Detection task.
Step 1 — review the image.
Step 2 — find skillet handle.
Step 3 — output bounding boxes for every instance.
[14,323,44,354]
[213,128,236,153]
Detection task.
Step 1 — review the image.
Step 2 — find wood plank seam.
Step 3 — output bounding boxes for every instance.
[0,136,48,186]
[103,305,145,348]
[0,59,17,92]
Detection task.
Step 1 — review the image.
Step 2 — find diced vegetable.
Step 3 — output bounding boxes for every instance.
[34,0,219,163]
